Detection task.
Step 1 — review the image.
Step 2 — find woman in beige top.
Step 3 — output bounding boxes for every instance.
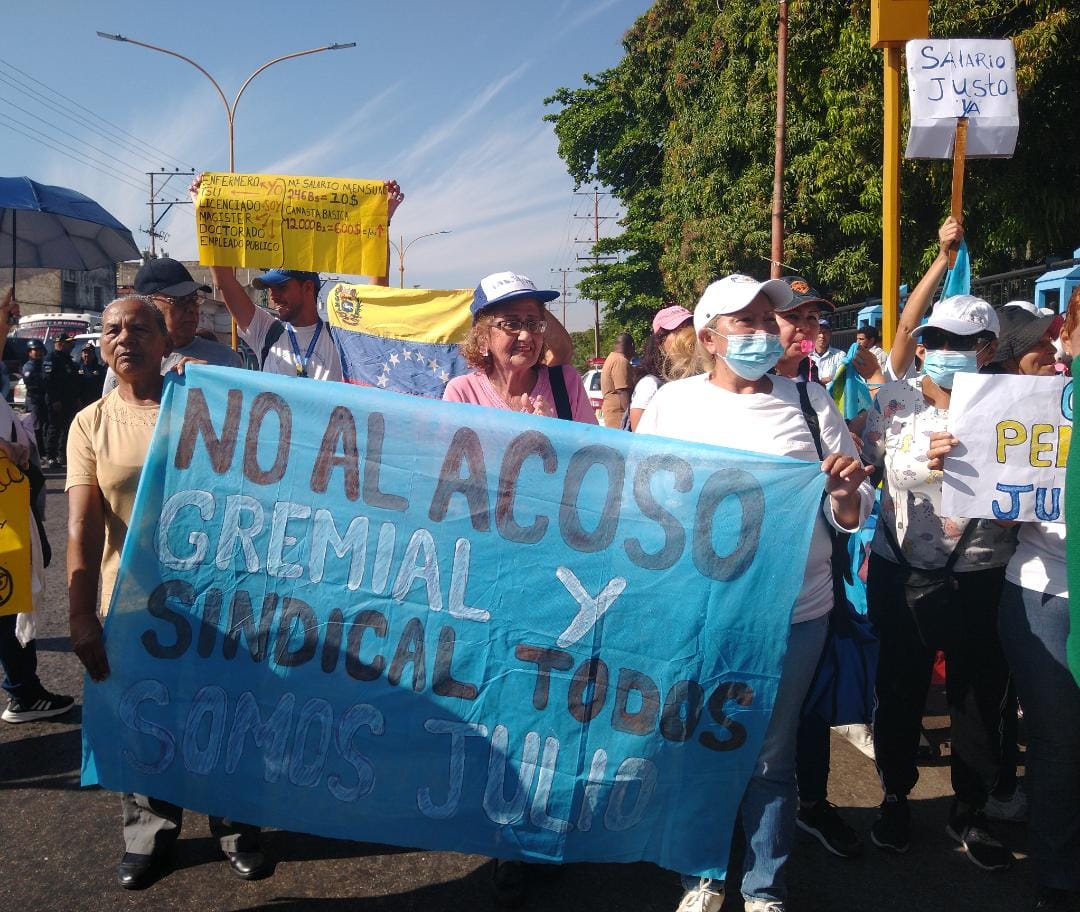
[66,295,269,889]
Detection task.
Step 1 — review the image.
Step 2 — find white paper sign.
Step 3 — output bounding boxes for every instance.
[942,374,1072,523]
[905,38,1019,159]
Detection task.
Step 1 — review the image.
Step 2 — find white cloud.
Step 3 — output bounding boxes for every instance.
[559,0,625,35]
[395,62,531,174]
[259,82,402,175]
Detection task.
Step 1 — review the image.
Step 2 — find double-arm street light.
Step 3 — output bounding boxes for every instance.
[96,32,355,348]
[95,32,356,172]
[389,231,452,288]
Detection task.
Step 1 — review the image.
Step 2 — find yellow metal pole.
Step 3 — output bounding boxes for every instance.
[881,46,901,350]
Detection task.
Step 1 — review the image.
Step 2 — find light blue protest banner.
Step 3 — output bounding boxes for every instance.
[82,365,825,880]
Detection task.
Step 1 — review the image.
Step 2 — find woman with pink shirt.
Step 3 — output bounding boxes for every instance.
[442,272,593,904]
[443,272,597,424]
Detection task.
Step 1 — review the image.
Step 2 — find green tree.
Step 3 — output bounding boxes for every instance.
[545,0,1080,316]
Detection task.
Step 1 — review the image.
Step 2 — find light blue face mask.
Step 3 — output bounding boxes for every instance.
[922,349,979,389]
[713,331,784,381]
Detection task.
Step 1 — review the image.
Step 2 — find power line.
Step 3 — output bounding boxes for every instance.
[0,120,145,193]
[0,73,169,176]
[0,96,152,182]
[0,57,195,171]
[0,71,167,172]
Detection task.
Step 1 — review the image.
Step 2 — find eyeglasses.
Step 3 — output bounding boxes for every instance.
[492,319,547,335]
[920,328,993,352]
[154,292,201,312]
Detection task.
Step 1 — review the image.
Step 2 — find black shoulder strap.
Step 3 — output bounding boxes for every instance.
[797,379,853,585]
[547,365,573,421]
[260,319,286,371]
[879,501,979,572]
[796,380,825,460]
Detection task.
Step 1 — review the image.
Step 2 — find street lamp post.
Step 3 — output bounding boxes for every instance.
[96,32,355,348]
[96,33,355,172]
[389,231,452,288]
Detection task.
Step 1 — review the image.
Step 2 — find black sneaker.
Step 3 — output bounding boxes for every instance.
[797,801,864,857]
[2,690,75,723]
[946,808,1013,871]
[870,794,910,854]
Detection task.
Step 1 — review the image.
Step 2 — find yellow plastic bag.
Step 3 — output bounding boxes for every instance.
[0,456,32,615]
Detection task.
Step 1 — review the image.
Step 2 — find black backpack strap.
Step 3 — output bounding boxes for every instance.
[260,319,286,371]
[547,365,573,421]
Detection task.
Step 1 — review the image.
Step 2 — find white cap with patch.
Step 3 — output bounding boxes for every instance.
[693,274,794,334]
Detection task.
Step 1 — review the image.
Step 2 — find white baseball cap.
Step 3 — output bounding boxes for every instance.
[693,274,794,334]
[471,272,558,318]
[914,294,1000,338]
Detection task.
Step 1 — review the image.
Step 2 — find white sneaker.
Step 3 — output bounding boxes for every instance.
[677,879,724,912]
[832,723,876,760]
[744,900,785,912]
[984,786,1028,822]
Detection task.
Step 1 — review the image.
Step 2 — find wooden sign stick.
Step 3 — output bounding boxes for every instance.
[948,117,968,268]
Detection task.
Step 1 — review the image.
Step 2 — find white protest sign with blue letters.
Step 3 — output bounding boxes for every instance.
[905,38,1019,159]
[942,373,1071,522]
[81,366,824,880]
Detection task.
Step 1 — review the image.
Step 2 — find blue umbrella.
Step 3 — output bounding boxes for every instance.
[0,176,140,289]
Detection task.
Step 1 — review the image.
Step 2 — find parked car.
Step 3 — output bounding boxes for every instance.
[582,357,605,425]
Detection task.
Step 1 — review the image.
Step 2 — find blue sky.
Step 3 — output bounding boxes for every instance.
[2,0,651,330]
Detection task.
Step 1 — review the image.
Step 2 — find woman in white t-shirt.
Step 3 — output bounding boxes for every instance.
[640,275,873,912]
[995,287,1080,908]
[861,295,1018,871]
[627,304,695,430]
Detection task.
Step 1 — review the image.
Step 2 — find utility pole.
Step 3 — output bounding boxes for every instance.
[143,168,196,258]
[574,187,617,358]
[549,267,577,326]
[770,0,789,279]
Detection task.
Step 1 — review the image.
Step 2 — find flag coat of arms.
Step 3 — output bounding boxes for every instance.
[327,284,473,397]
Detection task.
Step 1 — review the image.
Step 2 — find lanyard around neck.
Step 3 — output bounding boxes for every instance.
[285,321,322,378]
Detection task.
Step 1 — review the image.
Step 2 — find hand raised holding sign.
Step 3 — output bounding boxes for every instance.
[928,430,960,471]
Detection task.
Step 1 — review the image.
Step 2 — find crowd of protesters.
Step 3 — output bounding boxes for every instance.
[2,185,1078,912]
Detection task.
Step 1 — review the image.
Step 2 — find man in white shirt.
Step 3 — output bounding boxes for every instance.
[811,318,846,383]
[856,323,888,370]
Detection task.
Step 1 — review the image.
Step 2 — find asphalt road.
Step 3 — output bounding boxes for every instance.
[0,467,1041,912]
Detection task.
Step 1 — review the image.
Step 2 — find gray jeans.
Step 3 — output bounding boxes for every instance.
[121,793,260,855]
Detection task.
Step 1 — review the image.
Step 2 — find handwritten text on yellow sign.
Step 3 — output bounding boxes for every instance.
[196,173,388,276]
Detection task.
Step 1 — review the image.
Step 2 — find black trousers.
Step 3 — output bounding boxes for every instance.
[868,553,1014,807]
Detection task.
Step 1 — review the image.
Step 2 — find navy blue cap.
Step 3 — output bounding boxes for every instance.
[135,257,211,297]
[252,269,321,290]
[471,272,559,318]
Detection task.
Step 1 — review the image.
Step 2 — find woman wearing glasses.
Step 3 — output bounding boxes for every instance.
[443,272,597,424]
[861,295,1018,871]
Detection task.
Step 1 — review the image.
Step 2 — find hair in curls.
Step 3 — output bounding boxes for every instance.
[459,309,546,371]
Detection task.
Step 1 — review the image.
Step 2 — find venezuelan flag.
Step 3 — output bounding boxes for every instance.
[326,283,473,397]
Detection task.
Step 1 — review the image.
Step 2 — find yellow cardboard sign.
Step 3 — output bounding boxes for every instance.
[0,459,32,616]
[196,173,389,277]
